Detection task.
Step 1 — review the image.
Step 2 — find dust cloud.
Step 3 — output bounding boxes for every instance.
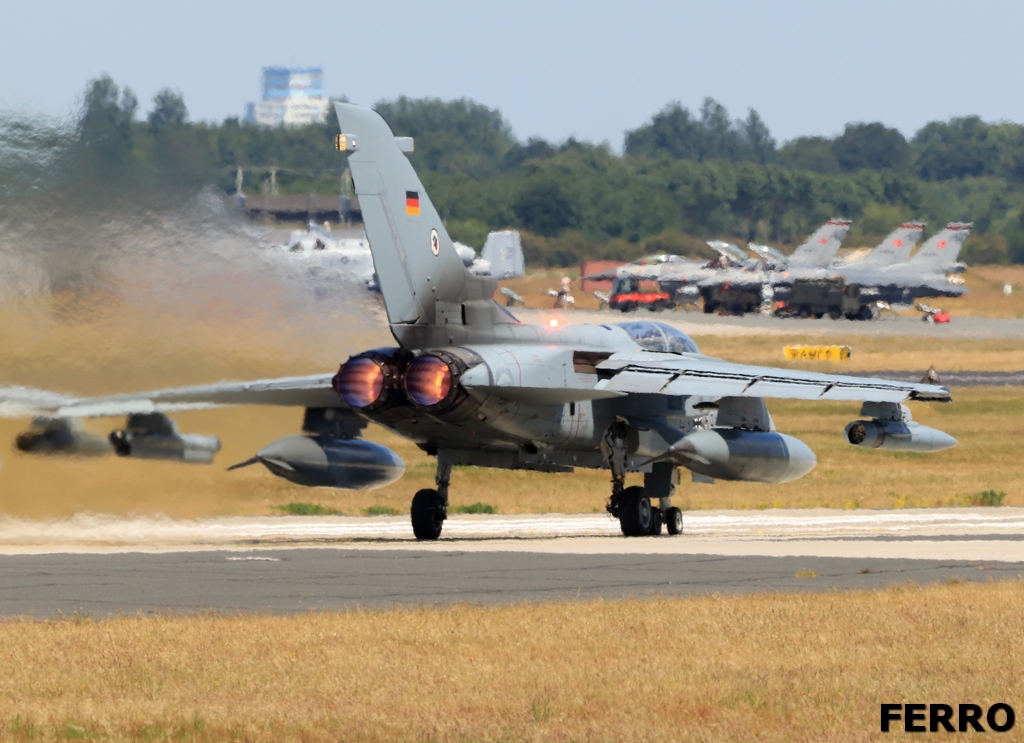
[0,109,393,517]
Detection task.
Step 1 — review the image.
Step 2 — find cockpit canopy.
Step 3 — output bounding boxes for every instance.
[614,321,700,354]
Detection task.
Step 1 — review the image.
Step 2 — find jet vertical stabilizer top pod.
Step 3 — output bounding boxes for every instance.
[844,402,956,453]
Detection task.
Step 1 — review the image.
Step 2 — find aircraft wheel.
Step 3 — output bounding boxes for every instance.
[666,507,683,535]
[649,508,664,536]
[411,488,445,540]
[618,486,653,537]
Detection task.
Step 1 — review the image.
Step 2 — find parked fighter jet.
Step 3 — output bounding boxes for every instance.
[591,220,853,313]
[837,222,925,267]
[7,103,956,539]
[705,222,968,318]
[281,222,525,282]
[833,222,972,307]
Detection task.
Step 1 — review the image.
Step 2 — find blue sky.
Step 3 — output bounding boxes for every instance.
[2,0,1021,147]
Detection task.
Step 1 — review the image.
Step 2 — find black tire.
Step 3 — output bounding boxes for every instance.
[828,307,842,320]
[411,488,445,540]
[618,486,653,537]
[649,508,663,536]
[666,507,683,535]
[797,306,811,319]
[702,300,715,314]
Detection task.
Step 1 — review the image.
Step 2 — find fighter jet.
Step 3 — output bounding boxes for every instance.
[591,220,853,313]
[833,222,972,307]
[280,222,378,287]
[836,222,926,267]
[8,103,957,539]
[704,222,968,318]
[281,221,524,282]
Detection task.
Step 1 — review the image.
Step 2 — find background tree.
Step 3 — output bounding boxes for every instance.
[147,89,188,132]
[831,122,909,171]
[77,75,138,166]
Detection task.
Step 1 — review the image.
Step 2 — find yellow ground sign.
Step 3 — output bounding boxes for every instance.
[783,345,852,362]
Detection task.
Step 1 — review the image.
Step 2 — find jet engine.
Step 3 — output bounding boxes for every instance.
[244,434,404,490]
[108,413,221,463]
[14,417,113,456]
[844,420,956,452]
[844,401,956,453]
[663,428,816,484]
[333,350,406,411]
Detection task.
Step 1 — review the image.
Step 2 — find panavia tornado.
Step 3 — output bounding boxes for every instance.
[7,103,957,539]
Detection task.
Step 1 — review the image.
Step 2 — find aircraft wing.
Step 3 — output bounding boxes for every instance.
[593,353,951,403]
[0,374,340,419]
[0,386,82,418]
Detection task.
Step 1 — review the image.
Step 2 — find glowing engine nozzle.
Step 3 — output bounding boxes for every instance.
[334,356,386,409]
[405,355,453,408]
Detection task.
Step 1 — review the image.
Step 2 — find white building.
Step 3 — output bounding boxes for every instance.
[245,67,330,127]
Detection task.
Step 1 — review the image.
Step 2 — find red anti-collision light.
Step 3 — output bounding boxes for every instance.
[335,357,385,409]
[404,355,452,407]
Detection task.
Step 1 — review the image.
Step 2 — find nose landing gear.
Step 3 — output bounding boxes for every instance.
[603,423,683,538]
[411,461,451,540]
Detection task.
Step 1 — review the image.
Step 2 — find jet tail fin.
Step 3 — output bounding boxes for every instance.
[334,103,502,337]
[788,219,852,268]
[860,222,926,265]
[907,223,972,270]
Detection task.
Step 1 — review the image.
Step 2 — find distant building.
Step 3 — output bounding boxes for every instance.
[245,67,329,127]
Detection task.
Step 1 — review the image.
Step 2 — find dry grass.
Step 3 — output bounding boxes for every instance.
[1,581,1022,741]
[688,332,1024,372]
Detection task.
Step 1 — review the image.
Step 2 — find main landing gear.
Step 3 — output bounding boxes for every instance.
[411,461,451,540]
[603,422,683,537]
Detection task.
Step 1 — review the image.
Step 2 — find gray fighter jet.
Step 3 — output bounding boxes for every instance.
[7,103,957,539]
[703,222,967,318]
[590,220,853,313]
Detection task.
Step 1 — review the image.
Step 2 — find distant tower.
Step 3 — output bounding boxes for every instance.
[245,67,329,127]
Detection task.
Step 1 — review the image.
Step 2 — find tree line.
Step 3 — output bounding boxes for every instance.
[5,75,1024,266]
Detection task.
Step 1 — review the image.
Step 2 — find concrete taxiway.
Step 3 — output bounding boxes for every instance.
[0,508,1022,615]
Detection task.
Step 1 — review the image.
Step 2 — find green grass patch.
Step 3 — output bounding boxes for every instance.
[970,489,1007,507]
[365,505,399,516]
[274,502,340,516]
[452,502,497,514]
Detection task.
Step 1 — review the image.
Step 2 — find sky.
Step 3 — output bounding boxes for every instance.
[2,0,1023,148]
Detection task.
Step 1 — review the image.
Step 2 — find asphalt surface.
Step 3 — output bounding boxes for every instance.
[1,509,1023,616]
[0,549,1018,617]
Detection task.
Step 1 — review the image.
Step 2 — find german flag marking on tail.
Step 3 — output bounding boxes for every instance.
[406,191,420,216]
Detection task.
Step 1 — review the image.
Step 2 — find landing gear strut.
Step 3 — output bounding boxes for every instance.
[603,424,683,537]
[411,461,451,540]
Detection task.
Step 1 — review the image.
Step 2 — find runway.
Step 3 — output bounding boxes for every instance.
[0,508,1022,615]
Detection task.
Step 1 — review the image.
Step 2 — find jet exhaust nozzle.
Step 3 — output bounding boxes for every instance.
[253,434,404,490]
[845,420,957,453]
